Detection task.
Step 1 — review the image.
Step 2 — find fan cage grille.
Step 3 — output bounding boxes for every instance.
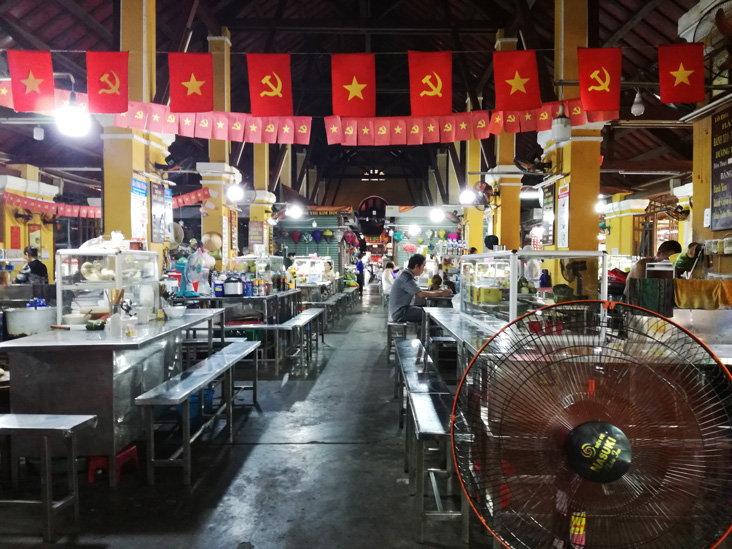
[452,301,732,549]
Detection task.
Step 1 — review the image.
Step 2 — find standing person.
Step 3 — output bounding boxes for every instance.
[14,246,48,284]
[382,261,396,308]
[283,252,296,269]
[468,247,478,254]
[389,253,451,323]
[624,240,682,295]
[356,253,365,297]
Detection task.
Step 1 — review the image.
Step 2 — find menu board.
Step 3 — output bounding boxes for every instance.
[249,221,265,253]
[542,183,555,245]
[711,106,732,231]
[130,178,148,242]
[164,187,173,240]
[557,182,570,248]
[150,181,166,243]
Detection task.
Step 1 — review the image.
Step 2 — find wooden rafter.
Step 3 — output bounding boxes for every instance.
[602,0,665,47]
[515,0,556,103]
[54,0,113,46]
[269,145,289,194]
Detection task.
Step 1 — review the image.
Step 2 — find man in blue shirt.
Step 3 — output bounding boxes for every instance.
[389,254,451,323]
[356,253,365,297]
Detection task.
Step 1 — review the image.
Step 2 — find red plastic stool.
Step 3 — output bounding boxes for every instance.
[88,444,139,484]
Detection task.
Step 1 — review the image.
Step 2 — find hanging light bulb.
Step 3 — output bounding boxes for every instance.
[56,92,91,137]
[430,208,445,222]
[226,184,244,202]
[551,104,571,143]
[311,220,317,227]
[459,189,477,205]
[286,204,303,218]
[631,89,645,117]
[33,126,44,141]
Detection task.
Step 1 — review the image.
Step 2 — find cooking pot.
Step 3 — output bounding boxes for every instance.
[224,276,243,296]
[5,307,57,338]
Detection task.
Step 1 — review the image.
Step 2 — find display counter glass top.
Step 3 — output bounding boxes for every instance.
[0,309,224,351]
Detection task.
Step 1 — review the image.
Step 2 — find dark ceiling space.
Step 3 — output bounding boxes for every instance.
[0,0,709,202]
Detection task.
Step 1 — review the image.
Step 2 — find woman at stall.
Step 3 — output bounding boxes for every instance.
[14,246,48,285]
[382,261,396,307]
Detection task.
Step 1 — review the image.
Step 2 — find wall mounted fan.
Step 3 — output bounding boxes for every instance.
[452,300,732,548]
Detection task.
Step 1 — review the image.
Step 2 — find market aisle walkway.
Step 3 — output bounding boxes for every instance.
[0,282,490,549]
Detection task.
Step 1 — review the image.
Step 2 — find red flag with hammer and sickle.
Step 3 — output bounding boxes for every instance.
[577,47,622,112]
[168,53,213,113]
[408,51,453,116]
[86,52,128,113]
[247,54,293,117]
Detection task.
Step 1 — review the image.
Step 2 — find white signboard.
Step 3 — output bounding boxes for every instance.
[130,178,148,242]
[222,212,229,261]
[557,182,570,248]
[164,187,173,240]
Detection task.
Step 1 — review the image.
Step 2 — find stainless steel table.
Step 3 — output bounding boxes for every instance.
[0,309,224,487]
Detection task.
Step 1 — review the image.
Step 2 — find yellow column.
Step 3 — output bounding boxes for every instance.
[464,105,484,251]
[1,169,58,281]
[201,29,233,270]
[604,195,649,256]
[249,144,273,254]
[102,0,169,272]
[555,0,586,100]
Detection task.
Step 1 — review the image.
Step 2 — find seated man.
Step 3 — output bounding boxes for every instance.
[624,239,682,296]
[389,253,452,323]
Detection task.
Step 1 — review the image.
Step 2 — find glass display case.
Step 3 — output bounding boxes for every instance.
[460,250,608,322]
[55,249,160,324]
[230,255,284,282]
[291,256,332,284]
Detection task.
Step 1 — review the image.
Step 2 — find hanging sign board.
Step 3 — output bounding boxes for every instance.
[130,178,148,242]
[711,106,732,231]
[230,209,238,253]
[557,182,570,248]
[150,181,166,243]
[542,183,555,245]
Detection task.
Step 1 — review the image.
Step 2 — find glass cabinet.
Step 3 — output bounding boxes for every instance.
[460,250,608,322]
[55,249,160,324]
[230,255,284,282]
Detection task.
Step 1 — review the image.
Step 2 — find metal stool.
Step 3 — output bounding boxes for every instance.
[387,322,408,362]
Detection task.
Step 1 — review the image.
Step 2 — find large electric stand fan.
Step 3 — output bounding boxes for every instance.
[452,301,732,549]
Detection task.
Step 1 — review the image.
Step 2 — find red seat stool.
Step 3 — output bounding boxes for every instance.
[88,444,139,484]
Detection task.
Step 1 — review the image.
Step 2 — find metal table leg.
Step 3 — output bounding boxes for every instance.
[182,399,191,486]
[40,435,52,542]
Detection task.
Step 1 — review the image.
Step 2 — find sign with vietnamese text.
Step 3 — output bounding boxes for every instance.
[711,105,732,231]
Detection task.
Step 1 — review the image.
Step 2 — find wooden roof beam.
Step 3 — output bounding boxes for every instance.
[54,0,113,46]
[602,0,665,47]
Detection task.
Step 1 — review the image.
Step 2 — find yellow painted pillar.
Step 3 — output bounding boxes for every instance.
[464,104,484,251]
[200,29,235,270]
[102,0,169,273]
[604,195,649,256]
[249,144,273,254]
[0,170,58,281]
[555,0,586,100]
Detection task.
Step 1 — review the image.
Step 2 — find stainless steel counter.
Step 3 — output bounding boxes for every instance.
[4,308,226,486]
[173,290,301,324]
[0,309,225,351]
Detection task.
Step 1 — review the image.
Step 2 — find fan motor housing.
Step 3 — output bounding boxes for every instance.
[567,421,632,483]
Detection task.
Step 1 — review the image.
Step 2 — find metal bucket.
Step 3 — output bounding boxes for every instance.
[4,307,57,338]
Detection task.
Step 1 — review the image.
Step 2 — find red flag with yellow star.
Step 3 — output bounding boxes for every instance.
[0,80,13,109]
[247,54,293,116]
[408,51,452,116]
[390,118,407,145]
[168,53,213,112]
[178,113,196,137]
[7,50,55,112]
[278,117,295,144]
[332,54,375,117]
[488,111,504,135]
[145,103,166,133]
[658,43,705,104]
[520,110,537,132]
[211,112,229,141]
[245,117,263,143]
[358,118,374,146]
[454,113,472,141]
[86,51,128,113]
[493,50,541,111]
[324,115,343,145]
[423,117,440,143]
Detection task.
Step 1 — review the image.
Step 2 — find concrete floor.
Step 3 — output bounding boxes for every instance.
[0,284,492,548]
